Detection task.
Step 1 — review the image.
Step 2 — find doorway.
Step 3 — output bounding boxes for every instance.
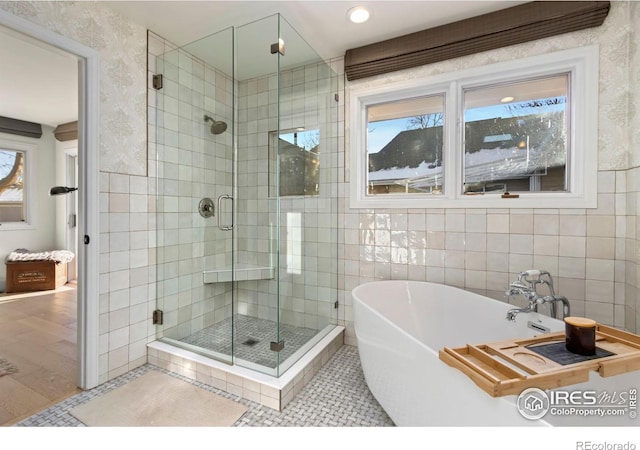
[64,149,78,282]
[0,9,100,422]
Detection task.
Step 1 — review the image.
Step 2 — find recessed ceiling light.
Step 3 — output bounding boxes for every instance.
[501,96,515,103]
[347,6,371,24]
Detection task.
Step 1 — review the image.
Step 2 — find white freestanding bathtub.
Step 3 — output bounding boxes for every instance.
[352,280,639,427]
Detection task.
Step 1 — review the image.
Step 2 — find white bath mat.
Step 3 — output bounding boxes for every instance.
[69,370,248,426]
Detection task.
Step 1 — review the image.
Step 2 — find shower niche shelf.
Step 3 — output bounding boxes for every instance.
[203,264,274,283]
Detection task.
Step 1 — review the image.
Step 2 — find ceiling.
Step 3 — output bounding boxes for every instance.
[0,0,526,127]
[0,23,78,128]
[105,1,526,62]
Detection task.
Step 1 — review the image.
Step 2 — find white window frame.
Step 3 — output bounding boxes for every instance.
[349,45,599,209]
[0,137,36,230]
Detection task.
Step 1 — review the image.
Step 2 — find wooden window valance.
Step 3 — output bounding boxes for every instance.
[344,1,610,81]
[0,116,42,138]
[54,121,78,141]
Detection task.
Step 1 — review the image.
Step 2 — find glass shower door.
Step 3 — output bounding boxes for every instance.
[152,12,339,377]
[233,14,339,376]
[153,26,235,365]
[232,14,282,373]
[271,15,340,376]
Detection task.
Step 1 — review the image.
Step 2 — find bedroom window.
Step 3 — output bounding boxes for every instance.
[0,138,35,228]
[0,149,26,222]
[349,46,598,209]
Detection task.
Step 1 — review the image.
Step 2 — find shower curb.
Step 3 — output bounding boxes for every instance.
[147,326,344,411]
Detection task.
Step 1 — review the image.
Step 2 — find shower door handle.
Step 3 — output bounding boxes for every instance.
[217,194,234,231]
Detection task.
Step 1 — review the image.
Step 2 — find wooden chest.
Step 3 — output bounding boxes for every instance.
[5,260,67,293]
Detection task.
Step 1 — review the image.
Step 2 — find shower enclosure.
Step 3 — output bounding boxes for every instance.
[150,14,339,377]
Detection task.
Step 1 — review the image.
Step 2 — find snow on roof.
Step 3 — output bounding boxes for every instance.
[368,146,565,190]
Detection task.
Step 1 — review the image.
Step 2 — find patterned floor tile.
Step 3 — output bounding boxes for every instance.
[180,314,320,368]
[15,345,394,427]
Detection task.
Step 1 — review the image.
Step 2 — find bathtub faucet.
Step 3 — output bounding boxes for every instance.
[505,270,570,321]
[505,300,537,321]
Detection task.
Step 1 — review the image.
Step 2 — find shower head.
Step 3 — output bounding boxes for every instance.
[203,114,227,135]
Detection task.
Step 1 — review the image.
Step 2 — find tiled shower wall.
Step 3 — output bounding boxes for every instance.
[236,62,340,330]
[338,0,640,344]
[147,31,234,341]
[148,29,340,341]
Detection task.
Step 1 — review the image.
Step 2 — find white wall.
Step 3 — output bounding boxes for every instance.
[0,127,57,290]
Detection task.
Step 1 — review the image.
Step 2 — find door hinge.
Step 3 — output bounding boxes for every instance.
[153,309,163,325]
[152,74,163,90]
[270,40,285,56]
[84,235,90,245]
[334,300,339,309]
[334,93,339,102]
[270,340,285,352]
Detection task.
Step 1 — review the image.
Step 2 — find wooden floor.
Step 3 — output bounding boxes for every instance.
[0,284,80,426]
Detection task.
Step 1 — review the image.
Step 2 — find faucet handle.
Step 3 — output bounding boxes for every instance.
[523,269,541,278]
[520,269,541,282]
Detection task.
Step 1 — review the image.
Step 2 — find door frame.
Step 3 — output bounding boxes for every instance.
[65,149,78,281]
[0,9,100,389]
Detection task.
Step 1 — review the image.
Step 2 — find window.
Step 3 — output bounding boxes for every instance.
[0,149,25,222]
[367,94,444,195]
[349,46,598,209]
[463,74,569,194]
[0,138,35,228]
[269,127,320,197]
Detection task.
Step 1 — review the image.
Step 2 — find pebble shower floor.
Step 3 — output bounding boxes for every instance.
[15,345,394,427]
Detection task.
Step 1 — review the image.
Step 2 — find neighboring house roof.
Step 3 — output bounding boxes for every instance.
[368,112,566,190]
[368,127,441,173]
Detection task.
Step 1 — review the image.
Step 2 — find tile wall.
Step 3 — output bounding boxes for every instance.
[338,1,640,344]
[235,59,340,330]
[147,31,234,342]
[627,0,640,333]
[148,27,341,349]
[147,327,344,411]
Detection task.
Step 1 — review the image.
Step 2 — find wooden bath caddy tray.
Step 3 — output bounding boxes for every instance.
[439,324,640,397]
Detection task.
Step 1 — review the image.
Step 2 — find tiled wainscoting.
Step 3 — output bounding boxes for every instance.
[147,326,344,411]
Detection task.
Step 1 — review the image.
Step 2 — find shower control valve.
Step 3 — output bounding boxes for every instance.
[198,197,215,218]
